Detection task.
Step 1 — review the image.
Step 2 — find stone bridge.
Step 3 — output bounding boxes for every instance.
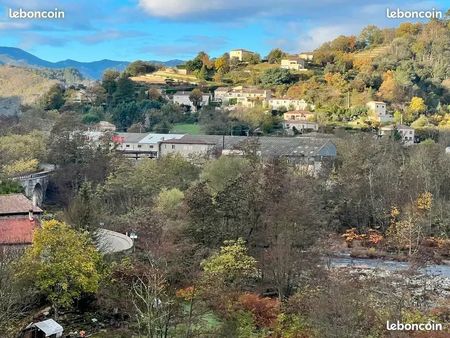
[13,170,52,207]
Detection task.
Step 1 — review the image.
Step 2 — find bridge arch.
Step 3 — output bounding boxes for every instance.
[32,182,44,207]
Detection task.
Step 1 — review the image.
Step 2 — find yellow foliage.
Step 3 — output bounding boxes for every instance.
[416,192,432,211]
[3,158,39,176]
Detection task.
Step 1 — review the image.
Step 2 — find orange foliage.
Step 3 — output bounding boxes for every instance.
[237,293,280,328]
[176,286,195,301]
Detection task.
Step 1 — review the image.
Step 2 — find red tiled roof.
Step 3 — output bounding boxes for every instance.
[0,194,43,215]
[0,218,37,245]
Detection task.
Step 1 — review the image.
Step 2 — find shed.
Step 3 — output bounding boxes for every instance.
[22,319,63,338]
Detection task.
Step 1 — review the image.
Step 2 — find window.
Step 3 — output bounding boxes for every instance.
[171,145,175,149]
[150,145,153,148]
[137,145,142,148]
[126,144,130,148]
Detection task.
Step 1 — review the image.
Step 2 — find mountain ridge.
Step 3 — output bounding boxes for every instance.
[0,47,184,79]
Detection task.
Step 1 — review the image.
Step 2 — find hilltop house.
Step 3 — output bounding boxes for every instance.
[299,52,314,61]
[172,91,211,111]
[230,49,256,62]
[0,194,43,247]
[367,101,393,123]
[269,98,312,111]
[379,124,415,146]
[214,86,271,108]
[281,57,306,71]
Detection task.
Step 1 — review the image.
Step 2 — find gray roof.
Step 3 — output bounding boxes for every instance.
[168,135,336,158]
[32,319,63,336]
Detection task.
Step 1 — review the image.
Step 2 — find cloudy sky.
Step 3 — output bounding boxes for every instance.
[0,0,448,62]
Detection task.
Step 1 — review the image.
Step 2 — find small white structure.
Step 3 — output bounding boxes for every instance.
[281,58,305,71]
[24,319,63,337]
[172,91,211,111]
[367,101,393,123]
[446,146,450,155]
[379,124,415,146]
[214,86,271,108]
[283,120,318,134]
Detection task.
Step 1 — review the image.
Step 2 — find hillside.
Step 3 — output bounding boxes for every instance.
[0,66,57,115]
[0,47,184,79]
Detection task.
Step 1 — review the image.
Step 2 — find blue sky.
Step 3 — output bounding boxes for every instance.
[0,0,448,62]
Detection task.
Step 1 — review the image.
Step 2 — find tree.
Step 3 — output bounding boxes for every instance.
[126,60,158,76]
[408,96,427,114]
[267,49,286,64]
[259,68,295,86]
[154,188,184,217]
[0,250,34,336]
[358,25,384,48]
[189,89,204,111]
[65,181,101,235]
[201,238,257,289]
[131,261,177,338]
[243,53,261,65]
[113,74,135,105]
[18,220,103,318]
[41,84,65,110]
[201,156,251,194]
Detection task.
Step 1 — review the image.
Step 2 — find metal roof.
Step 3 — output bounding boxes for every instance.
[32,319,63,336]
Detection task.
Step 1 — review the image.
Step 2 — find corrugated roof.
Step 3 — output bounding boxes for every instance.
[32,319,63,336]
[0,218,37,245]
[0,194,43,215]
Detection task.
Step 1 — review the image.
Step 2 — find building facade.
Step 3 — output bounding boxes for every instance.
[281,58,306,71]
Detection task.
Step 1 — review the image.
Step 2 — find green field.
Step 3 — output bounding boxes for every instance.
[171,123,202,135]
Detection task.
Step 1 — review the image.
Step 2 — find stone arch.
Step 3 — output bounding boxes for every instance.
[32,183,43,207]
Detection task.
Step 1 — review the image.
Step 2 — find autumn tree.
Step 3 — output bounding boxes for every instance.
[189,88,204,111]
[18,220,103,318]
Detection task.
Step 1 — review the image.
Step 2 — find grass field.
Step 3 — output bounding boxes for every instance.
[171,123,202,134]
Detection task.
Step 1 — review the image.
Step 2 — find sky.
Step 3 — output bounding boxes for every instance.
[0,0,448,62]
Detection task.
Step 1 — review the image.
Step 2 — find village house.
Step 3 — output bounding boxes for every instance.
[172,91,211,111]
[280,57,306,71]
[379,124,415,146]
[229,49,256,62]
[299,52,314,61]
[367,101,393,123]
[214,86,271,108]
[283,120,319,134]
[0,193,43,248]
[283,110,315,121]
[112,133,185,160]
[269,98,312,111]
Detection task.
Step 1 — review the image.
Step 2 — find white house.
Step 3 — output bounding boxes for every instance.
[281,58,306,71]
[172,91,211,111]
[367,101,393,123]
[214,86,271,108]
[230,49,256,62]
[269,98,312,111]
[283,110,315,121]
[299,52,314,61]
[379,125,415,146]
[283,120,319,134]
